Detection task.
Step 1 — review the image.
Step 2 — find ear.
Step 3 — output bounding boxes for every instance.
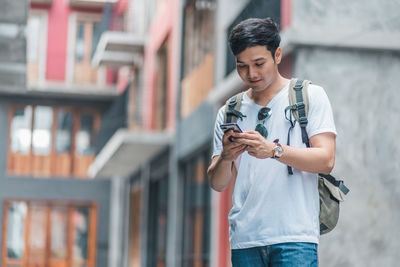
[274,47,282,64]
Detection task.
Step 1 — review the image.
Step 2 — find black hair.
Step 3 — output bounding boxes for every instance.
[228,17,281,59]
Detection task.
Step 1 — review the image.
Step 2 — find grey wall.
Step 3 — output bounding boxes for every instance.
[292,0,400,266]
[0,101,111,267]
[0,0,27,91]
[0,0,28,24]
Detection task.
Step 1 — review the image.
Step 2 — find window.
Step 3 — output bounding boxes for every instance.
[27,10,47,85]
[5,201,27,260]
[180,0,216,118]
[2,201,97,267]
[181,150,211,267]
[128,68,143,130]
[73,15,101,85]
[147,177,168,267]
[7,105,100,178]
[128,186,142,267]
[32,106,53,156]
[183,0,216,76]
[154,40,169,130]
[10,106,32,155]
[55,109,74,154]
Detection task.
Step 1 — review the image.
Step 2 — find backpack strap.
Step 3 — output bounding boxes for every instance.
[289,78,311,147]
[224,92,246,123]
[287,78,311,174]
[319,173,350,195]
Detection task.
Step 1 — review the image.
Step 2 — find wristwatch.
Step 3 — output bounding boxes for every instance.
[272,139,284,159]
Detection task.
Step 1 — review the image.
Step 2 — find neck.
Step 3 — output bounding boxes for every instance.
[248,74,290,106]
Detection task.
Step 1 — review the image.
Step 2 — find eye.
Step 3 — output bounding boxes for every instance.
[237,65,247,69]
[255,62,265,67]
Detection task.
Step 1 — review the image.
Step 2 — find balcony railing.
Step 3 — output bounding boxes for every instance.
[31,0,53,5]
[92,31,144,68]
[68,0,118,8]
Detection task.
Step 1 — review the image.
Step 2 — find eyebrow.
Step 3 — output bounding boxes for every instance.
[236,57,266,64]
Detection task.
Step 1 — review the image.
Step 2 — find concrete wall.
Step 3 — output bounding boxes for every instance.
[0,0,27,24]
[0,0,27,91]
[292,0,400,266]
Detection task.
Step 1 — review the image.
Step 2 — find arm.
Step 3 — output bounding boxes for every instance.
[232,130,335,174]
[279,132,335,174]
[207,130,247,192]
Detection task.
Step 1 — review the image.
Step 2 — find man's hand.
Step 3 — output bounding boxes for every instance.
[232,130,275,159]
[207,129,247,192]
[221,130,247,161]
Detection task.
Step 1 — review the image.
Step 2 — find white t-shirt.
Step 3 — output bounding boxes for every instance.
[212,83,337,249]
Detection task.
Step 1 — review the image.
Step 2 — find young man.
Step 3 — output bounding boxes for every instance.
[207,18,337,266]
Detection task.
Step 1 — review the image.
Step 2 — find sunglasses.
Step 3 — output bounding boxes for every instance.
[255,107,272,138]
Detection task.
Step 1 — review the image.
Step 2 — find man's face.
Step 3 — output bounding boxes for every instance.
[235,45,281,92]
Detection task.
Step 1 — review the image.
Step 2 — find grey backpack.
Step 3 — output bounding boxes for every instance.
[223,78,349,234]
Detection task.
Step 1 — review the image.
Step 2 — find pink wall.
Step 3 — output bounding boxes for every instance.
[281,0,292,30]
[142,0,179,131]
[45,0,70,81]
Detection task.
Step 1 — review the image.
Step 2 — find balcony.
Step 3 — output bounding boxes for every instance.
[88,129,173,178]
[92,31,145,68]
[68,0,118,8]
[31,0,53,5]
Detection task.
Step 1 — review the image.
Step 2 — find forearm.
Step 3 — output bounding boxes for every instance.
[207,156,235,192]
[278,145,335,174]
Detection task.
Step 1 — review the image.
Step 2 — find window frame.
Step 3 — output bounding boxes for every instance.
[7,104,101,178]
[154,38,169,131]
[180,149,212,267]
[1,199,98,267]
[27,9,48,86]
[66,12,105,87]
[182,0,216,77]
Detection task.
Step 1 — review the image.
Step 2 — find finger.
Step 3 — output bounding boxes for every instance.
[233,131,262,140]
[226,140,247,149]
[222,130,235,143]
[233,138,259,147]
[230,145,248,154]
[234,145,247,157]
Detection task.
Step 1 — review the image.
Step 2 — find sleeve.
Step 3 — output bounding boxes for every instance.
[306,84,337,138]
[211,106,226,158]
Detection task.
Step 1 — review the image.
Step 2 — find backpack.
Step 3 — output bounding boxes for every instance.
[223,78,349,235]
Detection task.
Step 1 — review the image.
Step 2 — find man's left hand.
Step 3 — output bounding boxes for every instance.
[232,130,275,159]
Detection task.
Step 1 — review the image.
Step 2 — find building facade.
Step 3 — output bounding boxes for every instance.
[0,0,118,266]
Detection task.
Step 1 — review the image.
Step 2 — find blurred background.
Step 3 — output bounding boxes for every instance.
[0,0,399,266]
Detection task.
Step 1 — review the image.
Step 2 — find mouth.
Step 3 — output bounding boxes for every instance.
[248,79,262,84]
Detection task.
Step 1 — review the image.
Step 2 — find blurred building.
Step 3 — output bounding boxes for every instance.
[0,0,120,266]
[1,0,399,267]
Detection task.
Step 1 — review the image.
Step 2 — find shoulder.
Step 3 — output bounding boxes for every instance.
[217,105,226,116]
[307,83,330,102]
[307,83,325,95]
[306,83,334,116]
[215,105,226,123]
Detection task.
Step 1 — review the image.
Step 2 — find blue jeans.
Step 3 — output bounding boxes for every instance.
[231,242,318,267]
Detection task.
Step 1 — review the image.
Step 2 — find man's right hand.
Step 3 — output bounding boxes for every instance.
[220,129,247,162]
[207,129,247,192]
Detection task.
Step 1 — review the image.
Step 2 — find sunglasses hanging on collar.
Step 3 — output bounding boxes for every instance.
[255,107,272,138]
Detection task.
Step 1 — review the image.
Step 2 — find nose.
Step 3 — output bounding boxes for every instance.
[247,66,257,80]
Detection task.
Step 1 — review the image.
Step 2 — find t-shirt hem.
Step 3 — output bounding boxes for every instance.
[230,235,319,250]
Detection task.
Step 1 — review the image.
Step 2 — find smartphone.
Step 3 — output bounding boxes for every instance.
[220,122,243,133]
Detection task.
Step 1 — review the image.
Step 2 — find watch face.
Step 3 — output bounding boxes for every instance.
[274,146,284,157]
